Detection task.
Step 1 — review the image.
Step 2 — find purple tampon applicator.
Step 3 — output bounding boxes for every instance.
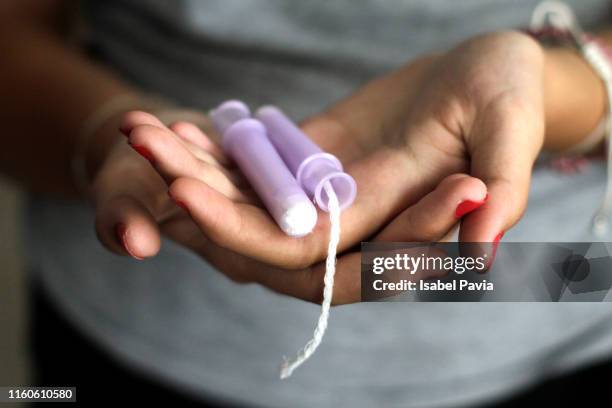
[255,106,356,212]
[211,102,355,378]
[210,100,318,237]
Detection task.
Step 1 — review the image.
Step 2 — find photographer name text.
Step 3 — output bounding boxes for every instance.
[372,278,494,292]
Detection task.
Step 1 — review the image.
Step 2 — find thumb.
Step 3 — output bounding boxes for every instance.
[459,103,544,243]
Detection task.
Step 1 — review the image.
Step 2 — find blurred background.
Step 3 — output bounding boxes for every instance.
[0,177,28,408]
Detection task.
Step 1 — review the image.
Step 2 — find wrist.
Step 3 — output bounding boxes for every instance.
[543,45,606,151]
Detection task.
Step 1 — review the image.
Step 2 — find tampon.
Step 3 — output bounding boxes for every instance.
[210,100,318,237]
[255,106,357,212]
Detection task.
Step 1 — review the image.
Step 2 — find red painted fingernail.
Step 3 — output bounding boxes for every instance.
[128,142,155,164]
[494,231,504,243]
[482,231,505,271]
[167,191,189,212]
[455,193,489,218]
[115,223,144,260]
[488,230,504,268]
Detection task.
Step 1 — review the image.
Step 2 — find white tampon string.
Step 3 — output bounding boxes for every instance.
[280,181,341,379]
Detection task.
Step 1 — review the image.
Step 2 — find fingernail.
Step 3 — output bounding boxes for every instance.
[128,142,155,164]
[489,231,504,268]
[494,231,504,243]
[455,193,489,218]
[115,223,144,260]
[167,191,189,212]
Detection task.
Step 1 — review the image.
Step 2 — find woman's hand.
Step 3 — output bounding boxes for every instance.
[101,30,604,304]
[103,110,477,304]
[164,30,601,264]
[92,110,238,260]
[149,31,542,266]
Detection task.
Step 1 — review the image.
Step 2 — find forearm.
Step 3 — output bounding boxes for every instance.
[542,35,610,152]
[0,18,137,195]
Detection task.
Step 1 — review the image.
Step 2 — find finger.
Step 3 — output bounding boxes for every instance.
[163,204,364,305]
[168,177,325,269]
[92,141,173,260]
[169,121,230,166]
[461,102,543,243]
[122,112,245,186]
[312,252,362,305]
[301,118,453,250]
[95,194,162,260]
[128,124,248,202]
[376,173,487,242]
[122,111,223,166]
[458,179,515,243]
[263,252,363,305]
[119,110,166,135]
[169,122,247,187]
[162,216,359,303]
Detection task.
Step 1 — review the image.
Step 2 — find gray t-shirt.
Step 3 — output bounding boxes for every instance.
[28,0,612,406]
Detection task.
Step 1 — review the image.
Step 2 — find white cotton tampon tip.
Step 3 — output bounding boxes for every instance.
[210,100,318,237]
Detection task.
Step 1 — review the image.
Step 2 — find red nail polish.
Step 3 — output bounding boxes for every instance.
[128,142,155,164]
[168,191,189,212]
[455,193,489,218]
[114,223,144,260]
[489,230,504,267]
[494,231,504,243]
